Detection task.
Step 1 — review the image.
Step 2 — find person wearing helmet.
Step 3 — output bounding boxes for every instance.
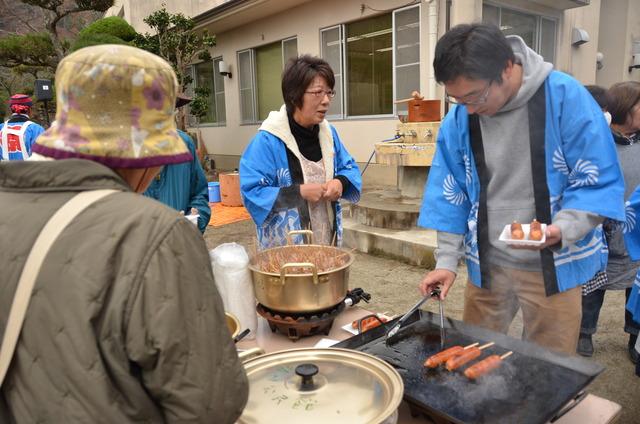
[0,94,45,161]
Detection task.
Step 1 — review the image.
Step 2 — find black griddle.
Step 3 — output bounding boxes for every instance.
[334,310,603,424]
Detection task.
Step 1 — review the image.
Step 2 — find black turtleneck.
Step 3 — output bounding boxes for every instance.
[286,111,351,191]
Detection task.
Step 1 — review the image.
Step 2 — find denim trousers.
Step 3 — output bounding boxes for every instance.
[580,288,640,335]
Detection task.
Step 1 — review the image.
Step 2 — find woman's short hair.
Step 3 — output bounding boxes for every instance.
[433,23,515,84]
[608,81,640,125]
[585,85,610,110]
[282,55,335,112]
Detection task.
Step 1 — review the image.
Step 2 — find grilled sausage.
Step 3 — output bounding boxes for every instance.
[351,316,388,330]
[445,347,482,371]
[529,219,543,241]
[464,355,502,379]
[510,221,524,240]
[424,346,465,368]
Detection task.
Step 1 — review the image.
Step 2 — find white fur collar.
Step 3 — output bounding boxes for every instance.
[259,105,334,182]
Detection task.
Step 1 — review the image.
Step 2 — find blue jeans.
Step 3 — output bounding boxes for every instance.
[581,288,640,335]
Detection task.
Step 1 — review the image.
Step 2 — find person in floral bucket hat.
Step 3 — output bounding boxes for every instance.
[0,45,248,423]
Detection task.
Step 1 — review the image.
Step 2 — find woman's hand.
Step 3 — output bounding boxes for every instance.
[322,179,343,201]
[300,183,325,202]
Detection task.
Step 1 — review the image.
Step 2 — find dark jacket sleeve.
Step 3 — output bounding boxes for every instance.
[181,132,211,233]
[125,219,248,423]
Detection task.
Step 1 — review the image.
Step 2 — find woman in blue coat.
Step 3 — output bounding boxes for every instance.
[240,55,361,249]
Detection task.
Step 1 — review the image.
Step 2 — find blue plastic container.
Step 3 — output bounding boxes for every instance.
[208,182,221,203]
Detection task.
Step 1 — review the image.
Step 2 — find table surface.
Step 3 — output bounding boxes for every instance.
[236,306,621,424]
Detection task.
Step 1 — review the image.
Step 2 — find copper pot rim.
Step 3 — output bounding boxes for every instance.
[248,244,355,277]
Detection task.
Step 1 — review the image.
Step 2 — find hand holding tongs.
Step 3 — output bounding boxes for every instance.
[386,288,441,341]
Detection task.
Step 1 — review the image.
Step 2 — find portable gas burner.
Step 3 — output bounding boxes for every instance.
[257,288,370,341]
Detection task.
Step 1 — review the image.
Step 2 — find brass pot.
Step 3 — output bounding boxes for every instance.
[248,231,354,313]
[238,348,403,424]
[225,312,240,339]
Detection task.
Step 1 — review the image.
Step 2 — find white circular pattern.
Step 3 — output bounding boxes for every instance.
[463,154,473,186]
[568,159,599,187]
[623,202,637,234]
[443,174,466,206]
[276,168,292,186]
[552,148,569,175]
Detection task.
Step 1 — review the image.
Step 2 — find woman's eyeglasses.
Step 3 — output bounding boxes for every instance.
[445,81,492,105]
[305,89,336,99]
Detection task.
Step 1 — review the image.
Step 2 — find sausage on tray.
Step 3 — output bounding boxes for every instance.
[510,221,524,240]
[529,219,543,241]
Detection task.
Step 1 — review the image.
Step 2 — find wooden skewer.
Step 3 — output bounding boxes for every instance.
[394,97,416,104]
[464,342,480,349]
[478,342,495,350]
[500,351,513,360]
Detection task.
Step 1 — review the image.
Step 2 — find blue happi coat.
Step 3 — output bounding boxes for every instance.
[624,186,640,323]
[419,71,625,292]
[240,106,361,249]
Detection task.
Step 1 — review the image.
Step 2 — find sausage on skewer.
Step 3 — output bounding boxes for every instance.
[423,343,479,368]
[529,219,543,241]
[464,351,513,379]
[445,342,495,371]
[510,221,524,240]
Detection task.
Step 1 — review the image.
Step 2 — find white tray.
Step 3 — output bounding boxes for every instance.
[499,223,546,246]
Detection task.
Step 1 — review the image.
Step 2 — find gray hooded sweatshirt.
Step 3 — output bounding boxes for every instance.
[435,36,602,274]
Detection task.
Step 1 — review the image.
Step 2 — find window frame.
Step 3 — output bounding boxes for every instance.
[237,37,298,125]
[319,3,421,120]
[191,58,226,127]
[483,1,559,64]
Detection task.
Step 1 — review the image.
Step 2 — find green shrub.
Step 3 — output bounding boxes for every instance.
[78,16,137,42]
[70,33,129,52]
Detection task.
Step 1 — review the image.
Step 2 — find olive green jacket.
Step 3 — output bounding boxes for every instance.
[0,159,248,423]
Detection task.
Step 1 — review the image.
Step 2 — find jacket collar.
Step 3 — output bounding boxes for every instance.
[259,105,335,181]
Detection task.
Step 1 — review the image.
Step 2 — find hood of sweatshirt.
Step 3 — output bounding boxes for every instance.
[498,36,553,114]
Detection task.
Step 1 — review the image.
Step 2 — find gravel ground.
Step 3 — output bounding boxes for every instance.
[205,220,639,423]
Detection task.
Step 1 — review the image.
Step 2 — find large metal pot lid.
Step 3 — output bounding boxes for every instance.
[238,348,403,424]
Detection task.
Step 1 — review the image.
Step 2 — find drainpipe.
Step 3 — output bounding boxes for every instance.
[444,0,452,115]
[427,0,438,99]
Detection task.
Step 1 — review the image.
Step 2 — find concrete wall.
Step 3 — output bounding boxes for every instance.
[106,0,222,33]
[195,0,432,188]
[106,0,619,187]
[595,0,640,88]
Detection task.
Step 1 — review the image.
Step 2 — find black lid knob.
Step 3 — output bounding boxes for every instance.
[295,363,319,390]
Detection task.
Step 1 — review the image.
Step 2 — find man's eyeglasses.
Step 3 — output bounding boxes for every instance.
[445,81,492,106]
[305,89,336,99]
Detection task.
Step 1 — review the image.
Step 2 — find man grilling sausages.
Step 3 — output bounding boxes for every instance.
[418,23,625,354]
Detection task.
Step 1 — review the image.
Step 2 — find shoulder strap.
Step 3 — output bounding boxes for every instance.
[0,189,118,386]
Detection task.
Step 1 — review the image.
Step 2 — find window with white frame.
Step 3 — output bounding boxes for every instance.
[238,37,298,124]
[192,57,226,125]
[320,4,420,118]
[483,3,557,63]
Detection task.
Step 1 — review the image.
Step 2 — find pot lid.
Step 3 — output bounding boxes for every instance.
[238,348,403,424]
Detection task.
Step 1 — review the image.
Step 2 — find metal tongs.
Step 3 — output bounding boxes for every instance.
[385,288,442,343]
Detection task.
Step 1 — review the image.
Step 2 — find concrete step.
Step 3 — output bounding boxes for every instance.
[342,216,437,268]
[348,189,422,230]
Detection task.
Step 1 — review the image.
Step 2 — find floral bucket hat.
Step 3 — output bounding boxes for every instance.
[33,44,192,168]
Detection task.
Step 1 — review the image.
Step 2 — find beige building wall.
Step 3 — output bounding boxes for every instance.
[107,0,618,184]
[195,0,435,186]
[596,0,640,88]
